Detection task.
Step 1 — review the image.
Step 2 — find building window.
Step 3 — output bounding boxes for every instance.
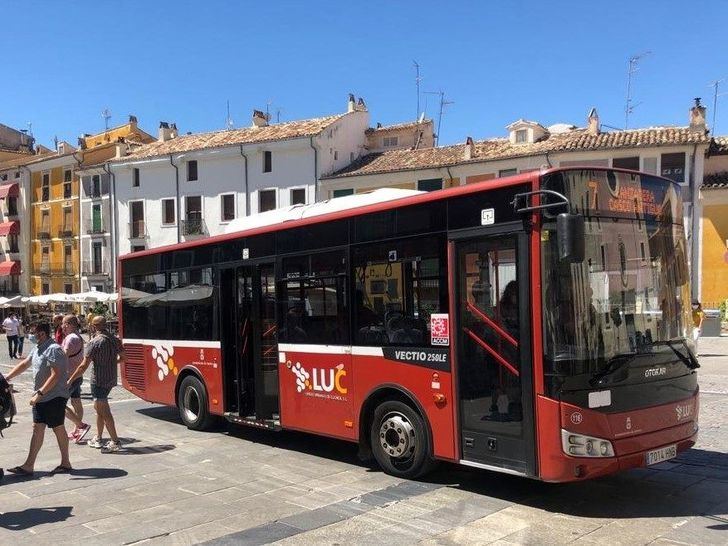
[92,241,103,274]
[221,194,235,222]
[62,206,73,235]
[515,129,528,143]
[14,171,20,179]
[132,245,146,252]
[64,283,73,294]
[612,156,640,171]
[41,246,50,269]
[382,136,399,147]
[8,234,18,253]
[661,153,686,184]
[130,201,144,238]
[90,203,103,233]
[263,151,272,173]
[162,198,176,225]
[259,189,276,212]
[64,169,72,182]
[184,196,204,236]
[64,245,73,274]
[290,188,306,206]
[332,189,354,198]
[498,168,518,177]
[92,175,101,197]
[187,160,198,182]
[40,210,50,237]
[42,172,50,201]
[417,178,443,192]
[334,150,338,161]
[0,174,6,181]
[133,168,140,187]
[42,283,50,295]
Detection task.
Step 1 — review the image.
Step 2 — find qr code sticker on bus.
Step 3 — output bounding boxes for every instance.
[431,313,450,346]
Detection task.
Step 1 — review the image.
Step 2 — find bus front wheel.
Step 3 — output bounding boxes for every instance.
[370,400,434,479]
[177,375,214,431]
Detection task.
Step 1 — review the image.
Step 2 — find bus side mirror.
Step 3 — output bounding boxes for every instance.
[557,213,585,263]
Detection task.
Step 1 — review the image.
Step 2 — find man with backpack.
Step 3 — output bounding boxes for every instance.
[4,322,72,476]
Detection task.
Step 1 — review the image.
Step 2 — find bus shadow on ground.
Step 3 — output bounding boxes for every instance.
[135,406,728,520]
[0,506,73,531]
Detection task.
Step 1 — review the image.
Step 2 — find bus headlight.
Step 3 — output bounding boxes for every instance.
[561,429,614,457]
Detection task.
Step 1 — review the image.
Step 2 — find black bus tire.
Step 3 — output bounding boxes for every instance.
[177,375,215,431]
[370,400,434,479]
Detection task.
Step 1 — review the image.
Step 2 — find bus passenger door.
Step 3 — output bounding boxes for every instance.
[453,232,536,476]
[252,263,279,420]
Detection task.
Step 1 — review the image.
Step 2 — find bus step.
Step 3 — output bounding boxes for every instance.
[224,412,281,431]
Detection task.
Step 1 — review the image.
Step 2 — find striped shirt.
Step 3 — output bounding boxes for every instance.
[84,331,123,389]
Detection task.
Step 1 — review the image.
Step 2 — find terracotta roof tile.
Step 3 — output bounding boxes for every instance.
[118,114,346,162]
[710,136,728,154]
[325,126,710,179]
[703,171,728,189]
[0,151,54,171]
[366,120,433,134]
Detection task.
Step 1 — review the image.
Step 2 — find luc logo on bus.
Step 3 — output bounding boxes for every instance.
[290,361,347,397]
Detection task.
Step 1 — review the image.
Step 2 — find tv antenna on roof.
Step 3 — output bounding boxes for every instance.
[624,51,651,129]
[226,100,234,130]
[413,60,422,120]
[708,77,728,134]
[425,90,454,146]
[102,108,112,131]
[27,122,33,137]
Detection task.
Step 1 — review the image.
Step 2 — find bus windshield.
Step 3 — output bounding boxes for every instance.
[540,169,693,387]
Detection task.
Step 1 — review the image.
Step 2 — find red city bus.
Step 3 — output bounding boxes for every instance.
[118,167,699,482]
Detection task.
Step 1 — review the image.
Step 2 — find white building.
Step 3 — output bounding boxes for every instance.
[111,96,370,257]
[322,100,711,297]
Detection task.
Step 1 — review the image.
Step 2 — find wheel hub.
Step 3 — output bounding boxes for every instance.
[379,413,415,459]
[183,386,200,422]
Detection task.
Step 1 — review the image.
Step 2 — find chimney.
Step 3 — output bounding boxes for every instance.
[158,121,177,141]
[347,93,356,113]
[376,122,382,129]
[587,108,600,135]
[464,136,475,160]
[252,110,269,127]
[354,97,367,112]
[128,114,138,127]
[689,97,707,133]
[77,136,87,150]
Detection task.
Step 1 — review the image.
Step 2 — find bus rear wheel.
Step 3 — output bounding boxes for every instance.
[177,375,214,431]
[370,400,434,479]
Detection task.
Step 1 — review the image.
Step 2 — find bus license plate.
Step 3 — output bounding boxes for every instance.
[645,444,677,466]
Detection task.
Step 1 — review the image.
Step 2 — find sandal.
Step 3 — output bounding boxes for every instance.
[7,466,33,476]
[50,465,73,475]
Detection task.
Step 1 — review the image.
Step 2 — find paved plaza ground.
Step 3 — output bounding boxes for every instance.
[0,337,725,545]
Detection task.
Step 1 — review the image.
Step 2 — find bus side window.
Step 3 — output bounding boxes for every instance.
[353,236,448,348]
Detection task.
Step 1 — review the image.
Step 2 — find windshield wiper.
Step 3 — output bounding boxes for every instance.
[589,352,638,386]
[665,339,700,370]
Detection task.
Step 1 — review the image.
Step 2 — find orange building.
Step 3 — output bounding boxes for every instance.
[701,138,728,308]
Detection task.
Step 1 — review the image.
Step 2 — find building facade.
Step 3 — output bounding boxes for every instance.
[700,137,728,307]
[111,96,370,259]
[77,117,154,292]
[27,142,81,295]
[323,101,710,297]
[0,156,32,296]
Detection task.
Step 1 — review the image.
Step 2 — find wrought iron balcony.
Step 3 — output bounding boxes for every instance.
[86,220,106,234]
[38,230,51,240]
[38,262,76,276]
[181,217,207,237]
[59,227,75,238]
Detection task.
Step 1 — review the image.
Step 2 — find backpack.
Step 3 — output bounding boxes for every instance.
[0,372,16,436]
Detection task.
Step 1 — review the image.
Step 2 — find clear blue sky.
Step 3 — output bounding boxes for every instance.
[3,1,727,149]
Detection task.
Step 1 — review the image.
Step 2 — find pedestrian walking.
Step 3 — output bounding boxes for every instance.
[53,314,65,345]
[61,315,90,443]
[692,301,705,350]
[16,318,26,358]
[4,322,72,476]
[67,316,124,453]
[2,313,20,359]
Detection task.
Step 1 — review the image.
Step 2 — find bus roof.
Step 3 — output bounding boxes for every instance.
[119,166,675,261]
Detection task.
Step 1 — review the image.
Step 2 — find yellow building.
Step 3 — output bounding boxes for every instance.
[27,116,154,295]
[27,142,82,295]
[701,138,728,308]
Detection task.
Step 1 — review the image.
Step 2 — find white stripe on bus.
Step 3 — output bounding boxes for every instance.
[122,339,222,349]
[277,343,384,357]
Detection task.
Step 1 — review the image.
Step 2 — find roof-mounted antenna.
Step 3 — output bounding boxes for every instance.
[102,108,112,132]
[226,100,234,130]
[624,51,651,129]
[425,90,454,146]
[413,60,422,120]
[708,77,728,134]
